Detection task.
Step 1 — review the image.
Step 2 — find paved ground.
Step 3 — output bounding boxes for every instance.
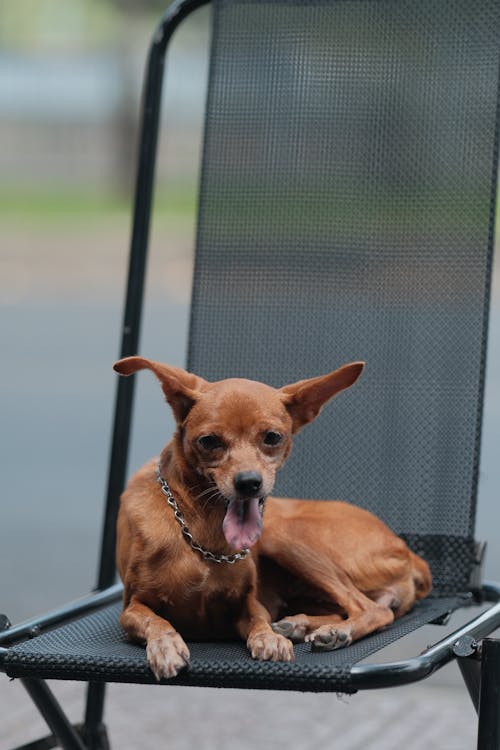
[0,670,479,750]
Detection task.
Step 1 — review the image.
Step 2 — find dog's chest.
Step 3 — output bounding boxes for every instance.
[158,561,251,639]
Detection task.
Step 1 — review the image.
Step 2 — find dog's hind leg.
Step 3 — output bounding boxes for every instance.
[266,542,397,650]
[272,605,395,650]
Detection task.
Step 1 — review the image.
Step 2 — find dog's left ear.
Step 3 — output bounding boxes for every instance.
[280,361,365,433]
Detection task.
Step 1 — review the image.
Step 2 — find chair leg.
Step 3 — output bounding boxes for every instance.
[20,679,86,750]
[81,683,110,750]
[477,638,500,750]
[454,635,481,712]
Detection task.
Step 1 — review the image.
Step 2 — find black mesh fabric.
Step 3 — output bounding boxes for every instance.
[4,597,467,691]
[188,0,500,593]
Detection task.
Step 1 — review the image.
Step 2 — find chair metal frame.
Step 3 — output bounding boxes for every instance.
[2,1,500,748]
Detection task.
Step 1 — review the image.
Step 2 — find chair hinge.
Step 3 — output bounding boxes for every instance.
[453,635,481,659]
[468,541,487,601]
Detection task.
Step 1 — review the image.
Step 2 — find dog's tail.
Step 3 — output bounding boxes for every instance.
[410,551,432,599]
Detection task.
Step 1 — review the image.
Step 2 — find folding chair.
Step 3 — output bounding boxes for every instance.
[2,0,500,747]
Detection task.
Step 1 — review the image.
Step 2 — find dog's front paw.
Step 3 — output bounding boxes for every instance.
[146,631,191,680]
[248,631,294,662]
[305,624,353,651]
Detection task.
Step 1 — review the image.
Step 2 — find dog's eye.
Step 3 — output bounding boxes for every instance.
[263,431,283,446]
[197,435,224,451]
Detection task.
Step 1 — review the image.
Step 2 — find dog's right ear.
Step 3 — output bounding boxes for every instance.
[113,356,207,424]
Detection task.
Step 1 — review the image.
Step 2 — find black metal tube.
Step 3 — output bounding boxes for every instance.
[88,0,211,741]
[477,638,500,749]
[96,0,210,594]
[20,679,86,750]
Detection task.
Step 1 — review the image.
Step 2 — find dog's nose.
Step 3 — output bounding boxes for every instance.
[233,471,263,497]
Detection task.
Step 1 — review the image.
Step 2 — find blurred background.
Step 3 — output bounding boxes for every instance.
[1,0,212,622]
[1,2,499,748]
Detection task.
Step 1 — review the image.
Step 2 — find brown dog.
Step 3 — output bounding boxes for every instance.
[114,356,431,680]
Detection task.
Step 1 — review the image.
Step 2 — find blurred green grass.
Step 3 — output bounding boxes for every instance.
[2,183,497,242]
[0,184,198,228]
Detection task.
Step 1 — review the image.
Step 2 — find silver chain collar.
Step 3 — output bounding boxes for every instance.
[156,465,258,564]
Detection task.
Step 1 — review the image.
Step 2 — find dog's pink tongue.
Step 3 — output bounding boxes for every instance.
[223,497,262,550]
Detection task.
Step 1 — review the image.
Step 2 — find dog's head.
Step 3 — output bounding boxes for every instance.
[114,357,364,550]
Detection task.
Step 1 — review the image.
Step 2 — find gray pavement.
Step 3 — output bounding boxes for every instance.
[0,670,478,750]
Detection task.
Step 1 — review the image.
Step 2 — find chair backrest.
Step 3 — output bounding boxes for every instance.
[186,0,500,594]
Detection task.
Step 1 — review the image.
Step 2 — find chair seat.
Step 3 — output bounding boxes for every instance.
[3,596,467,693]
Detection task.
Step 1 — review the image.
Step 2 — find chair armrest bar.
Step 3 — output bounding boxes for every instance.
[0,583,123,649]
[350,583,500,689]
[480,581,500,602]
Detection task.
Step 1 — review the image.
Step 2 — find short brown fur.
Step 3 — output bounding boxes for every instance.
[115,357,431,679]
